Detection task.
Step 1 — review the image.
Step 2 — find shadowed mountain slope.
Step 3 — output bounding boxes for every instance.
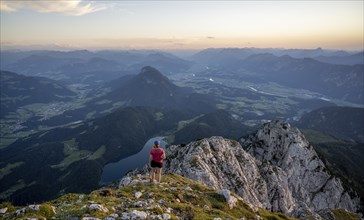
[0,71,76,116]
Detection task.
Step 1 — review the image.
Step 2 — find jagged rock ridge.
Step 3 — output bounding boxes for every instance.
[164,120,361,219]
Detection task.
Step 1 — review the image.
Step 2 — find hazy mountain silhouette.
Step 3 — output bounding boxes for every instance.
[3,55,80,76]
[106,66,191,108]
[192,48,257,66]
[28,66,217,128]
[55,57,125,75]
[0,71,76,116]
[128,52,193,74]
[1,50,193,84]
[239,54,364,104]
[191,49,363,104]
[104,66,218,114]
[314,51,364,65]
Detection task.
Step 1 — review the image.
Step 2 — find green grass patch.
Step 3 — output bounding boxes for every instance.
[332,208,361,220]
[62,138,79,155]
[0,202,17,213]
[189,155,200,167]
[86,111,97,120]
[112,101,127,108]
[51,139,92,169]
[0,174,301,220]
[67,122,84,129]
[258,208,297,220]
[154,112,164,121]
[0,179,26,199]
[177,117,199,131]
[37,204,56,218]
[95,99,112,105]
[100,108,114,114]
[0,162,24,180]
[0,137,17,149]
[57,171,71,181]
[206,192,226,210]
[38,131,50,138]
[87,145,106,160]
[51,150,91,169]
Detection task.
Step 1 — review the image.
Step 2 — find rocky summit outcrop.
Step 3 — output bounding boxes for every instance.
[243,120,361,218]
[165,136,268,210]
[164,120,362,219]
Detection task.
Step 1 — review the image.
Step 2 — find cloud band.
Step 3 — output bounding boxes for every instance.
[0,0,106,16]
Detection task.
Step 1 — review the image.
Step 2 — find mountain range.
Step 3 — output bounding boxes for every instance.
[104,66,216,113]
[314,51,364,65]
[240,54,363,104]
[190,49,364,105]
[195,53,363,105]
[0,71,76,116]
[192,48,363,65]
[0,50,193,86]
[2,48,363,106]
[1,48,363,219]
[23,66,217,129]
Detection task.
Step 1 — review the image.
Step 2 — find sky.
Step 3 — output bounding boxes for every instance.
[0,0,363,51]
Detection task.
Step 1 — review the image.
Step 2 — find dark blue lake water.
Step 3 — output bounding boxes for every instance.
[100,137,167,183]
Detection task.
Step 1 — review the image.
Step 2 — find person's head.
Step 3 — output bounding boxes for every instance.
[154,140,160,148]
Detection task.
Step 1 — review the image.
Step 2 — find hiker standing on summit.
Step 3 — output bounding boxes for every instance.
[149,140,166,183]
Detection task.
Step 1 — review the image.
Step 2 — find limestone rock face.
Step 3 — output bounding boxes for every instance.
[89,204,109,213]
[164,136,268,209]
[243,120,360,218]
[0,208,8,214]
[164,120,361,218]
[217,189,238,209]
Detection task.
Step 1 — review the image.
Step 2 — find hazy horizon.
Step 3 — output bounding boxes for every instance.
[1,0,363,51]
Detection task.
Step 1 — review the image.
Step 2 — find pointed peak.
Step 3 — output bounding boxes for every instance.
[140,66,161,74]
[134,66,173,85]
[262,120,292,131]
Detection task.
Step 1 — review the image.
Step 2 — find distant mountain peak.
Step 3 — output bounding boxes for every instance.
[106,66,188,110]
[141,65,159,73]
[140,66,163,76]
[247,53,277,59]
[0,71,76,116]
[137,66,170,85]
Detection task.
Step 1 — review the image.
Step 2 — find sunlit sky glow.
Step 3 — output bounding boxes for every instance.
[1,0,363,50]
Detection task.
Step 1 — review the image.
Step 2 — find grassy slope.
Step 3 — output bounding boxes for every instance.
[0,174,299,220]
